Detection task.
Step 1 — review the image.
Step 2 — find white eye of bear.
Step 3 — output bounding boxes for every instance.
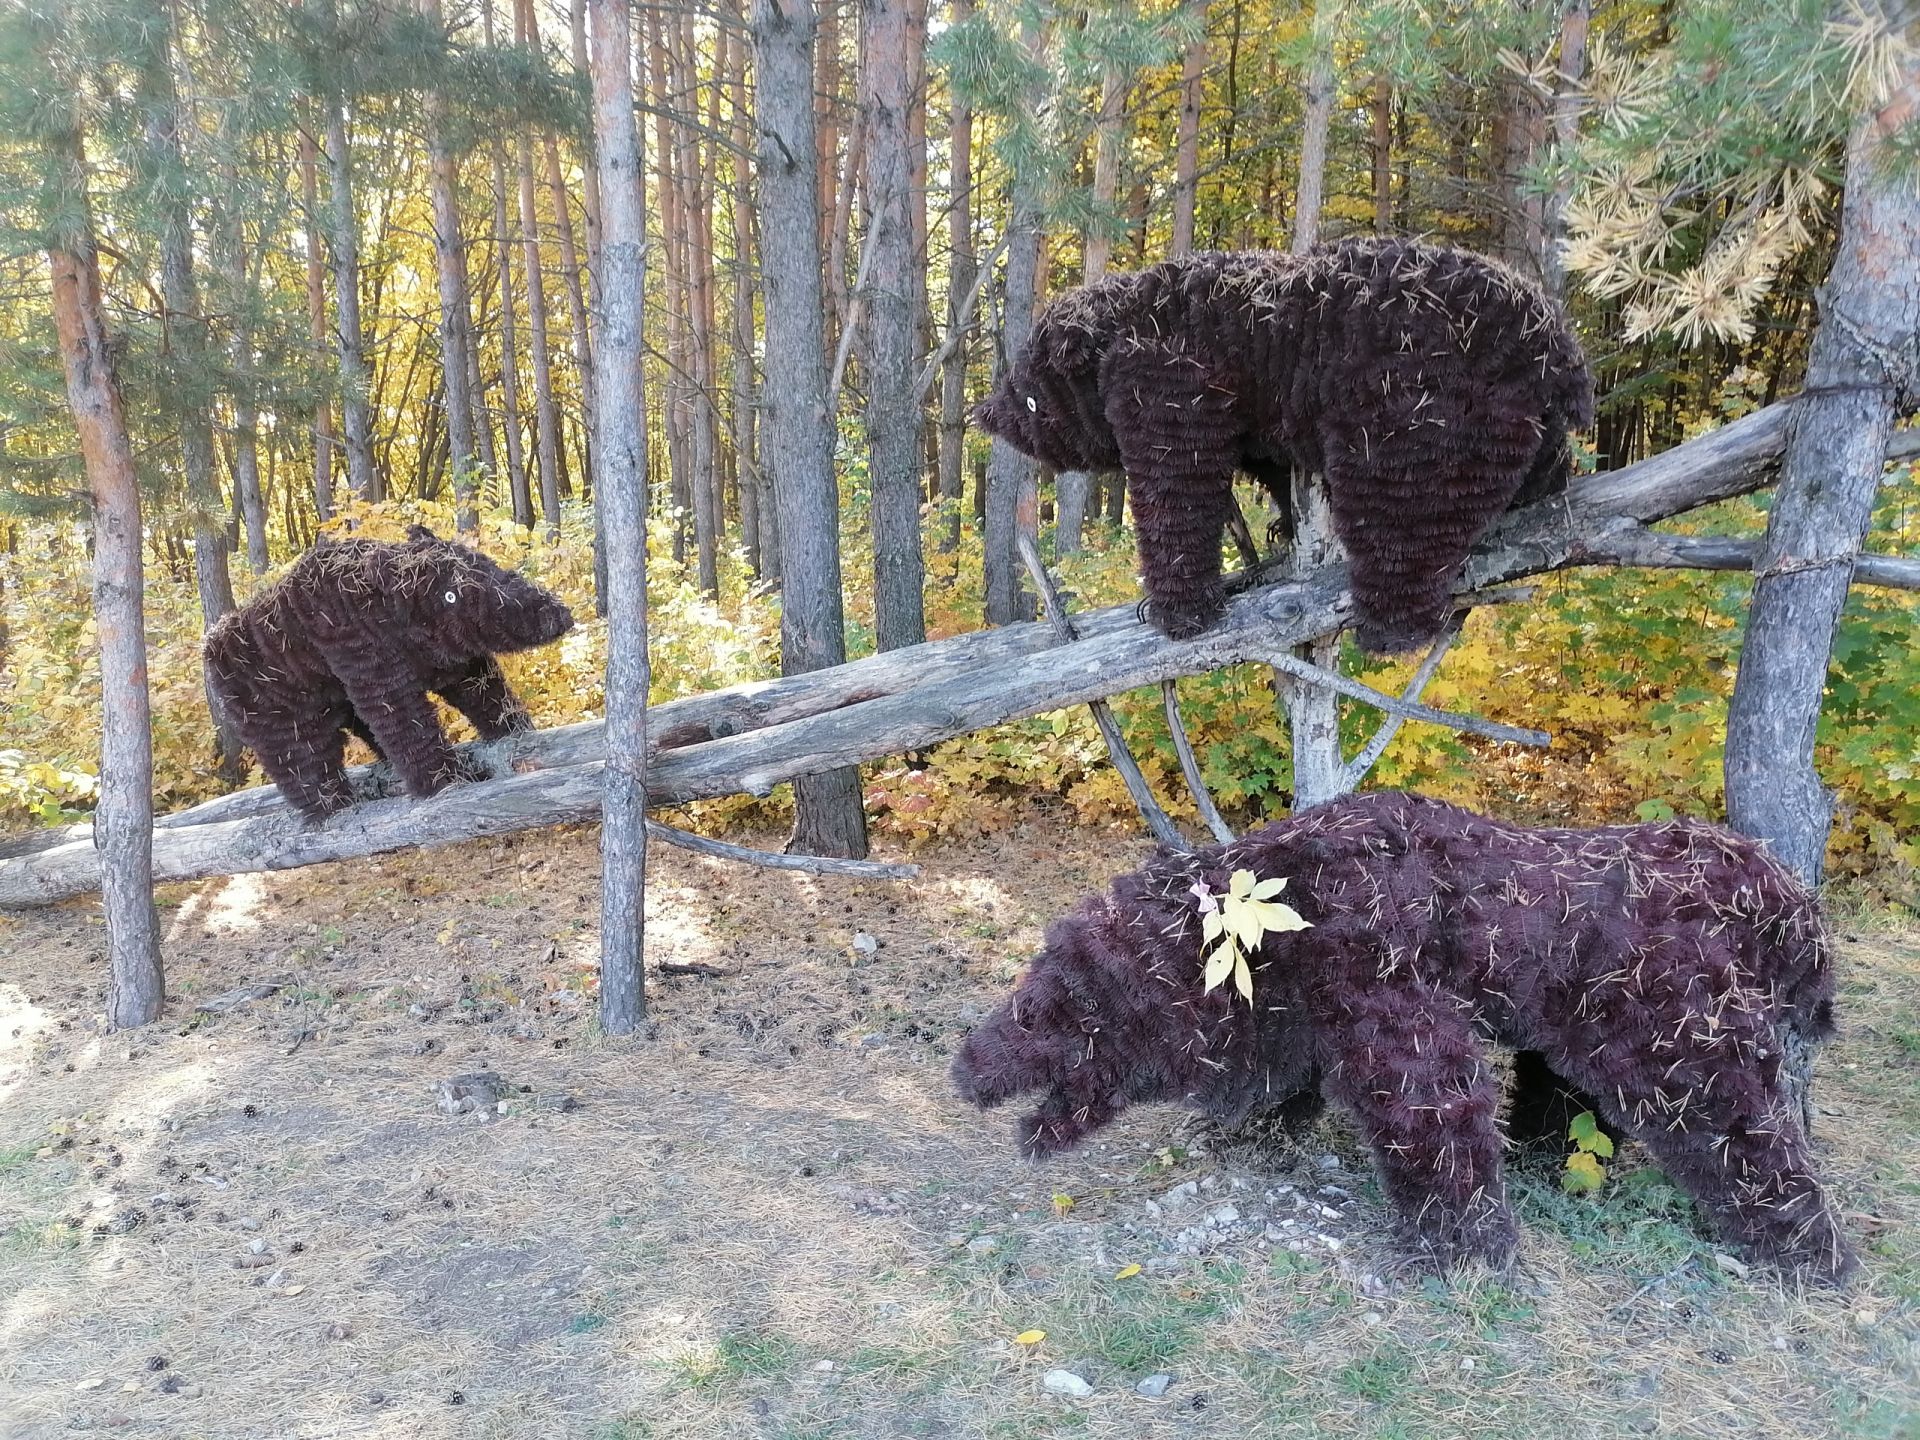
[443,590,458,605]
[1025,395,1037,412]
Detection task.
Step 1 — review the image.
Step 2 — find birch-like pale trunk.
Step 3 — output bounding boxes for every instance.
[420,0,479,529]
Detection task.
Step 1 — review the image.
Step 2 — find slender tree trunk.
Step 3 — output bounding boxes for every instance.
[647,9,697,572]
[299,129,336,523]
[320,41,379,501]
[216,178,270,572]
[1170,1,1207,257]
[861,0,927,648]
[138,9,244,783]
[754,0,870,859]
[1085,40,1127,281]
[1280,468,1345,808]
[1371,72,1392,234]
[817,0,842,334]
[516,0,564,538]
[587,0,649,1034]
[1725,42,1920,886]
[936,6,974,554]
[686,10,725,588]
[45,106,163,1028]
[1539,0,1589,302]
[727,13,769,578]
[546,134,596,492]
[421,0,479,530]
[1292,7,1336,254]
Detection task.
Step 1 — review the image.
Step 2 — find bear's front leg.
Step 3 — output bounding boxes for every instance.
[1317,986,1515,1270]
[1101,341,1243,640]
[437,657,533,742]
[330,642,473,801]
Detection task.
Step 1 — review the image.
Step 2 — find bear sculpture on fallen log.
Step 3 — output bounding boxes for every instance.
[953,792,1855,1282]
[973,238,1594,654]
[204,526,575,818]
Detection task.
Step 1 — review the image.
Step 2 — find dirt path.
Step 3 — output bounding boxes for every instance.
[0,818,1914,1439]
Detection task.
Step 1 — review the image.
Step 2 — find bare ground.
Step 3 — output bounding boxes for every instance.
[0,815,1915,1440]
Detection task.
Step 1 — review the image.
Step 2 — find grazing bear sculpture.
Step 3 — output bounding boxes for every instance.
[952,792,1855,1282]
[204,526,575,818]
[973,238,1594,653]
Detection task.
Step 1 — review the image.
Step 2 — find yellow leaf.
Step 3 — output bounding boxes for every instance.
[1228,869,1256,899]
[1233,955,1254,1004]
[1201,910,1224,942]
[436,923,457,946]
[1014,1329,1047,1346]
[281,1283,308,1296]
[1115,1263,1142,1279]
[1249,876,1289,900]
[1051,1193,1075,1216]
[1203,941,1236,991]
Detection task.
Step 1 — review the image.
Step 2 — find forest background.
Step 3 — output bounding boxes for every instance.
[0,0,1915,902]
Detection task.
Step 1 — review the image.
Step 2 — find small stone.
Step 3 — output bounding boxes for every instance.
[434,1072,504,1118]
[179,1383,203,1399]
[851,932,880,956]
[326,1323,352,1341]
[966,1235,999,1255]
[812,1360,835,1372]
[534,1092,579,1113]
[1853,1309,1878,1329]
[237,1217,260,1232]
[1361,1310,1384,1326]
[235,1252,274,1269]
[248,1238,268,1255]
[1135,1373,1174,1398]
[1317,1154,1341,1171]
[1205,1204,1240,1227]
[1043,1369,1094,1399]
[1459,1358,1475,1372]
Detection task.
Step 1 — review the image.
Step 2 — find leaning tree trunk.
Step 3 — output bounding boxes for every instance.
[587,0,650,1034]
[754,0,870,859]
[861,0,927,649]
[46,115,164,1028]
[1724,39,1920,886]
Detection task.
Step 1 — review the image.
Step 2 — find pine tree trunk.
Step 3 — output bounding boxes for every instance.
[139,11,244,784]
[861,0,927,649]
[299,128,336,523]
[46,110,163,1029]
[1539,0,1588,303]
[1371,72,1392,234]
[1280,468,1345,808]
[686,10,725,589]
[586,0,649,1034]
[545,133,595,493]
[936,5,974,555]
[216,174,270,572]
[1170,2,1207,257]
[1292,15,1335,254]
[726,12,769,578]
[647,10,698,574]
[421,0,479,530]
[1085,43,1127,281]
[320,48,379,502]
[1725,45,1920,886]
[753,0,870,859]
[515,0,564,539]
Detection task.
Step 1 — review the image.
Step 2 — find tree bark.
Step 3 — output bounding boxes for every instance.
[587,0,651,1032]
[45,103,164,1026]
[421,0,479,529]
[1539,0,1588,302]
[319,19,379,502]
[1371,72,1392,235]
[545,133,595,493]
[1085,26,1128,280]
[138,6,244,784]
[1170,1,1207,257]
[1291,9,1335,254]
[214,169,270,572]
[726,13,769,578]
[936,11,974,554]
[754,0,870,858]
[861,0,928,648]
[515,0,564,539]
[1724,40,1920,886]
[298,128,336,522]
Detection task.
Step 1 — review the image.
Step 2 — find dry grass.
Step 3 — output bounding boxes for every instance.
[0,815,1914,1440]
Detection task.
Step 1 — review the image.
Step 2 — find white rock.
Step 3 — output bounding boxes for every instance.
[852,932,880,956]
[1135,1373,1174,1398]
[1206,1204,1240,1227]
[1317,1154,1341,1171]
[1043,1369,1094,1399]
[813,1359,836,1372]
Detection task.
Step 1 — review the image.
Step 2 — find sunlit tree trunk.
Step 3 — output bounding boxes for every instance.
[137,4,244,783]
[298,129,336,522]
[319,5,379,501]
[1539,0,1589,302]
[647,8,697,571]
[586,0,649,1034]
[686,10,725,587]
[215,169,270,572]
[754,0,870,859]
[726,12,770,578]
[1170,0,1207,257]
[1291,5,1335,254]
[44,86,163,1028]
[936,0,974,554]
[1726,32,1920,885]
[516,0,564,538]
[421,0,479,530]
[545,134,595,493]
[861,0,927,648]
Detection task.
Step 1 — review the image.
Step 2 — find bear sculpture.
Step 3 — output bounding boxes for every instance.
[973,238,1594,654]
[203,526,575,818]
[952,792,1855,1282]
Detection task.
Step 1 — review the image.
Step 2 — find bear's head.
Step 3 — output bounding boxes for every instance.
[952,872,1317,1158]
[395,526,575,661]
[971,277,1134,474]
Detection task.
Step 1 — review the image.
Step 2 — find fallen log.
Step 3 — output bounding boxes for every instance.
[1,400,1914,907]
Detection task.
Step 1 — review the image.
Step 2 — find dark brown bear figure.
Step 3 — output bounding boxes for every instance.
[203,526,574,818]
[972,239,1594,654]
[952,793,1855,1283]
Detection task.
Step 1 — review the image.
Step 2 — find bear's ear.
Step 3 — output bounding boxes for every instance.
[405,524,439,545]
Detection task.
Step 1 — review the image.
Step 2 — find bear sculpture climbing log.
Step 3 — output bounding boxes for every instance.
[204,526,575,818]
[953,792,1855,1282]
[974,238,1594,653]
